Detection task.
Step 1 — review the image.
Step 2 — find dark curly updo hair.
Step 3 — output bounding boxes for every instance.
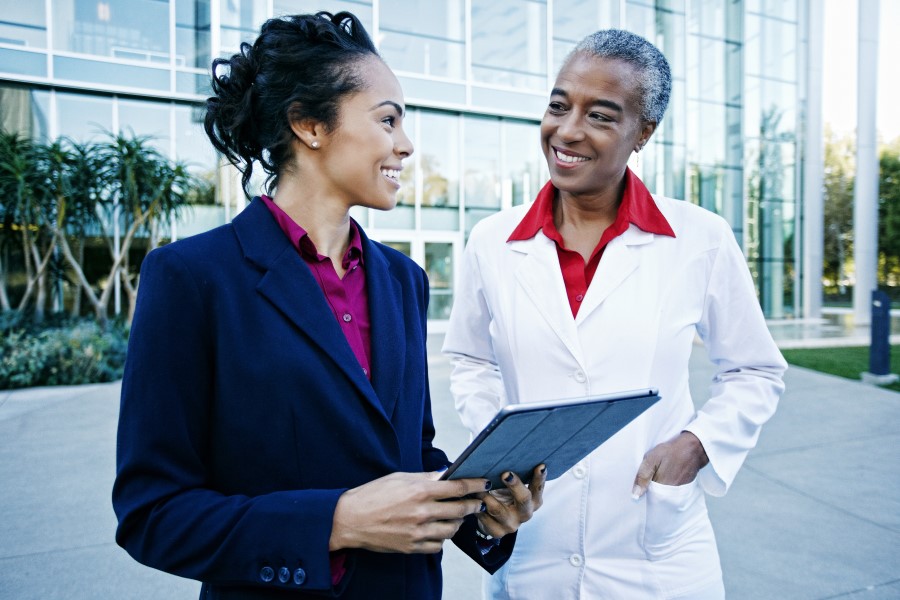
[204,11,379,197]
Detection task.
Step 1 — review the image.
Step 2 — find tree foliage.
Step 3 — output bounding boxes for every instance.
[0,130,205,326]
[822,127,855,291]
[879,141,900,283]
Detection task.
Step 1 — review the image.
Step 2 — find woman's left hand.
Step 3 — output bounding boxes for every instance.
[631,431,709,499]
[475,464,547,538]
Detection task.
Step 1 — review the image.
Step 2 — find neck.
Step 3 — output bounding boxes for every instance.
[272,177,352,262]
[554,173,627,232]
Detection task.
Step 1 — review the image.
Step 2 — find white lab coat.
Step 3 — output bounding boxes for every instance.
[443,193,787,599]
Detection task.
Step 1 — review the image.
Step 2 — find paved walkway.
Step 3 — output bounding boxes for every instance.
[1,330,898,599]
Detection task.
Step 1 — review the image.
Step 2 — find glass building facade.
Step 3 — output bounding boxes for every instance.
[0,0,810,323]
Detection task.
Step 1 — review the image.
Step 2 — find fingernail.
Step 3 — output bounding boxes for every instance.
[504,472,515,483]
[480,502,487,512]
[484,480,492,490]
[631,485,642,500]
[540,465,546,474]
[436,466,448,473]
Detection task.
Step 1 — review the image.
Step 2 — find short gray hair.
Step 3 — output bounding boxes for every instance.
[571,29,671,125]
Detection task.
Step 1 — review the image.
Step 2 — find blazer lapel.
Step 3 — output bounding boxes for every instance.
[361,235,406,420]
[511,234,584,365]
[232,200,390,423]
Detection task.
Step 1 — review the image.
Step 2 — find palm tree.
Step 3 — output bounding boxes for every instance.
[0,131,56,320]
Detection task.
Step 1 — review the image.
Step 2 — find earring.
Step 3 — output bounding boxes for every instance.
[311,141,319,149]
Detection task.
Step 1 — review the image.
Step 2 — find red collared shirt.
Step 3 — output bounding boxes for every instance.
[508,168,676,317]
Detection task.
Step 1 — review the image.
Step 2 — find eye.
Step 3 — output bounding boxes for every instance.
[547,101,566,114]
[382,115,396,128]
[589,112,612,123]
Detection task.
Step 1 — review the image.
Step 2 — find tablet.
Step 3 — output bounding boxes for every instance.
[441,388,660,488]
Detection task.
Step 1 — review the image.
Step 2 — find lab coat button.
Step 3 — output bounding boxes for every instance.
[278,566,290,583]
[569,554,583,567]
[572,466,586,479]
[573,370,586,383]
[259,566,275,582]
[293,568,307,585]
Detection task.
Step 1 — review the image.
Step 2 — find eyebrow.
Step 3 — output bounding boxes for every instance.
[371,100,405,116]
[550,88,623,113]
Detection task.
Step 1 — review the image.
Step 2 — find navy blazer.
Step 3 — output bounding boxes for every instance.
[112,198,513,599]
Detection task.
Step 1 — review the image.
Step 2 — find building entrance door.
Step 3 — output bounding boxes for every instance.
[372,233,461,330]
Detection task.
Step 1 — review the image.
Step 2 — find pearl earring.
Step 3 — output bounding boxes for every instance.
[311,141,319,149]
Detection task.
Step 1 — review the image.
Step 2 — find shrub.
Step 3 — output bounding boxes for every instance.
[0,314,128,389]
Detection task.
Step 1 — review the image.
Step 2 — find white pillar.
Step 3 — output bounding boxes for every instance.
[852,0,880,325]
[803,0,825,319]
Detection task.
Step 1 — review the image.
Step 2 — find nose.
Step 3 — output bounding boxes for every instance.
[556,112,584,143]
[395,126,414,159]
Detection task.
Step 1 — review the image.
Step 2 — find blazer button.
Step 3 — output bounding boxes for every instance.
[278,566,290,583]
[259,566,275,582]
[293,568,307,585]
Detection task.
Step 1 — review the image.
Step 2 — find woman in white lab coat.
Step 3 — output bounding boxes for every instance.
[443,29,787,599]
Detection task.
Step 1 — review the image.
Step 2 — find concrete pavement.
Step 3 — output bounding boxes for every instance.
[1,336,898,599]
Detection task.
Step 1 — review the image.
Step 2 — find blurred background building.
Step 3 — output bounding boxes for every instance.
[0,0,833,327]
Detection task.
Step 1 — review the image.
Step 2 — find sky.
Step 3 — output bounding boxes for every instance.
[823,0,900,143]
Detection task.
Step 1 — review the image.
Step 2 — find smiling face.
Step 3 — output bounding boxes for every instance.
[541,53,655,201]
[314,57,413,211]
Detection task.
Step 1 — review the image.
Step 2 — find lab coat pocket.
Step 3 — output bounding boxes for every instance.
[642,479,706,561]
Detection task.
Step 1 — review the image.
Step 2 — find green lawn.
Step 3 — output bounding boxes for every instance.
[781,346,900,393]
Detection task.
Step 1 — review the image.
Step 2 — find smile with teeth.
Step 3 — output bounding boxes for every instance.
[381,168,400,181]
[555,149,589,164]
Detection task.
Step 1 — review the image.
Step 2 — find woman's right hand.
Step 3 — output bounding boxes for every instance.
[329,472,491,554]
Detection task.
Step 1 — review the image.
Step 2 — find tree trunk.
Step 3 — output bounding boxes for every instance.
[0,246,11,311]
[16,234,57,315]
[70,238,84,317]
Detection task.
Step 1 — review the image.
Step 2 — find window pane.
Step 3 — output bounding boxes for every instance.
[175,103,217,199]
[53,0,170,62]
[272,1,373,32]
[119,99,171,155]
[176,0,211,69]
[380,0,464,79]
[425,242,453,320]
[0,3,47,48]
[56,92,113,142]
[419,111,459,208]
[464,116,500,209]
[471,0,547,90]
[220,0,267,54]
[0,84,50,141]
[503,121,543,206]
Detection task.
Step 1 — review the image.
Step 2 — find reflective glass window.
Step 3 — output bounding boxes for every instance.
[0,3,47,48]
[503,121,543,206]
[464,116,500,209]
[220,0,267,54]
[0,48,47,77]
[425,242,454,320]
[625,6,685,79]
[56,92,113,142]
[53,0,170,63]
[419,111,460,231]
[273,1,373,32]
[0,84,49,141]
[471,0,547,90]
[175,103,218,203]
[554,0,614,43]
[379,0,464,79]
[176,0,211,69]
[119,99,171,155]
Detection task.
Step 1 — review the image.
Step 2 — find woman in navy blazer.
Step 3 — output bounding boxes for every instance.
[112,12,545,599]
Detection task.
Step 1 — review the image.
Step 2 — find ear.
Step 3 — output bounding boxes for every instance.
[288,117,327,151]
[634,120,657,152]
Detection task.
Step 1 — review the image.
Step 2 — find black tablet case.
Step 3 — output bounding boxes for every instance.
[442,388,660,488]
